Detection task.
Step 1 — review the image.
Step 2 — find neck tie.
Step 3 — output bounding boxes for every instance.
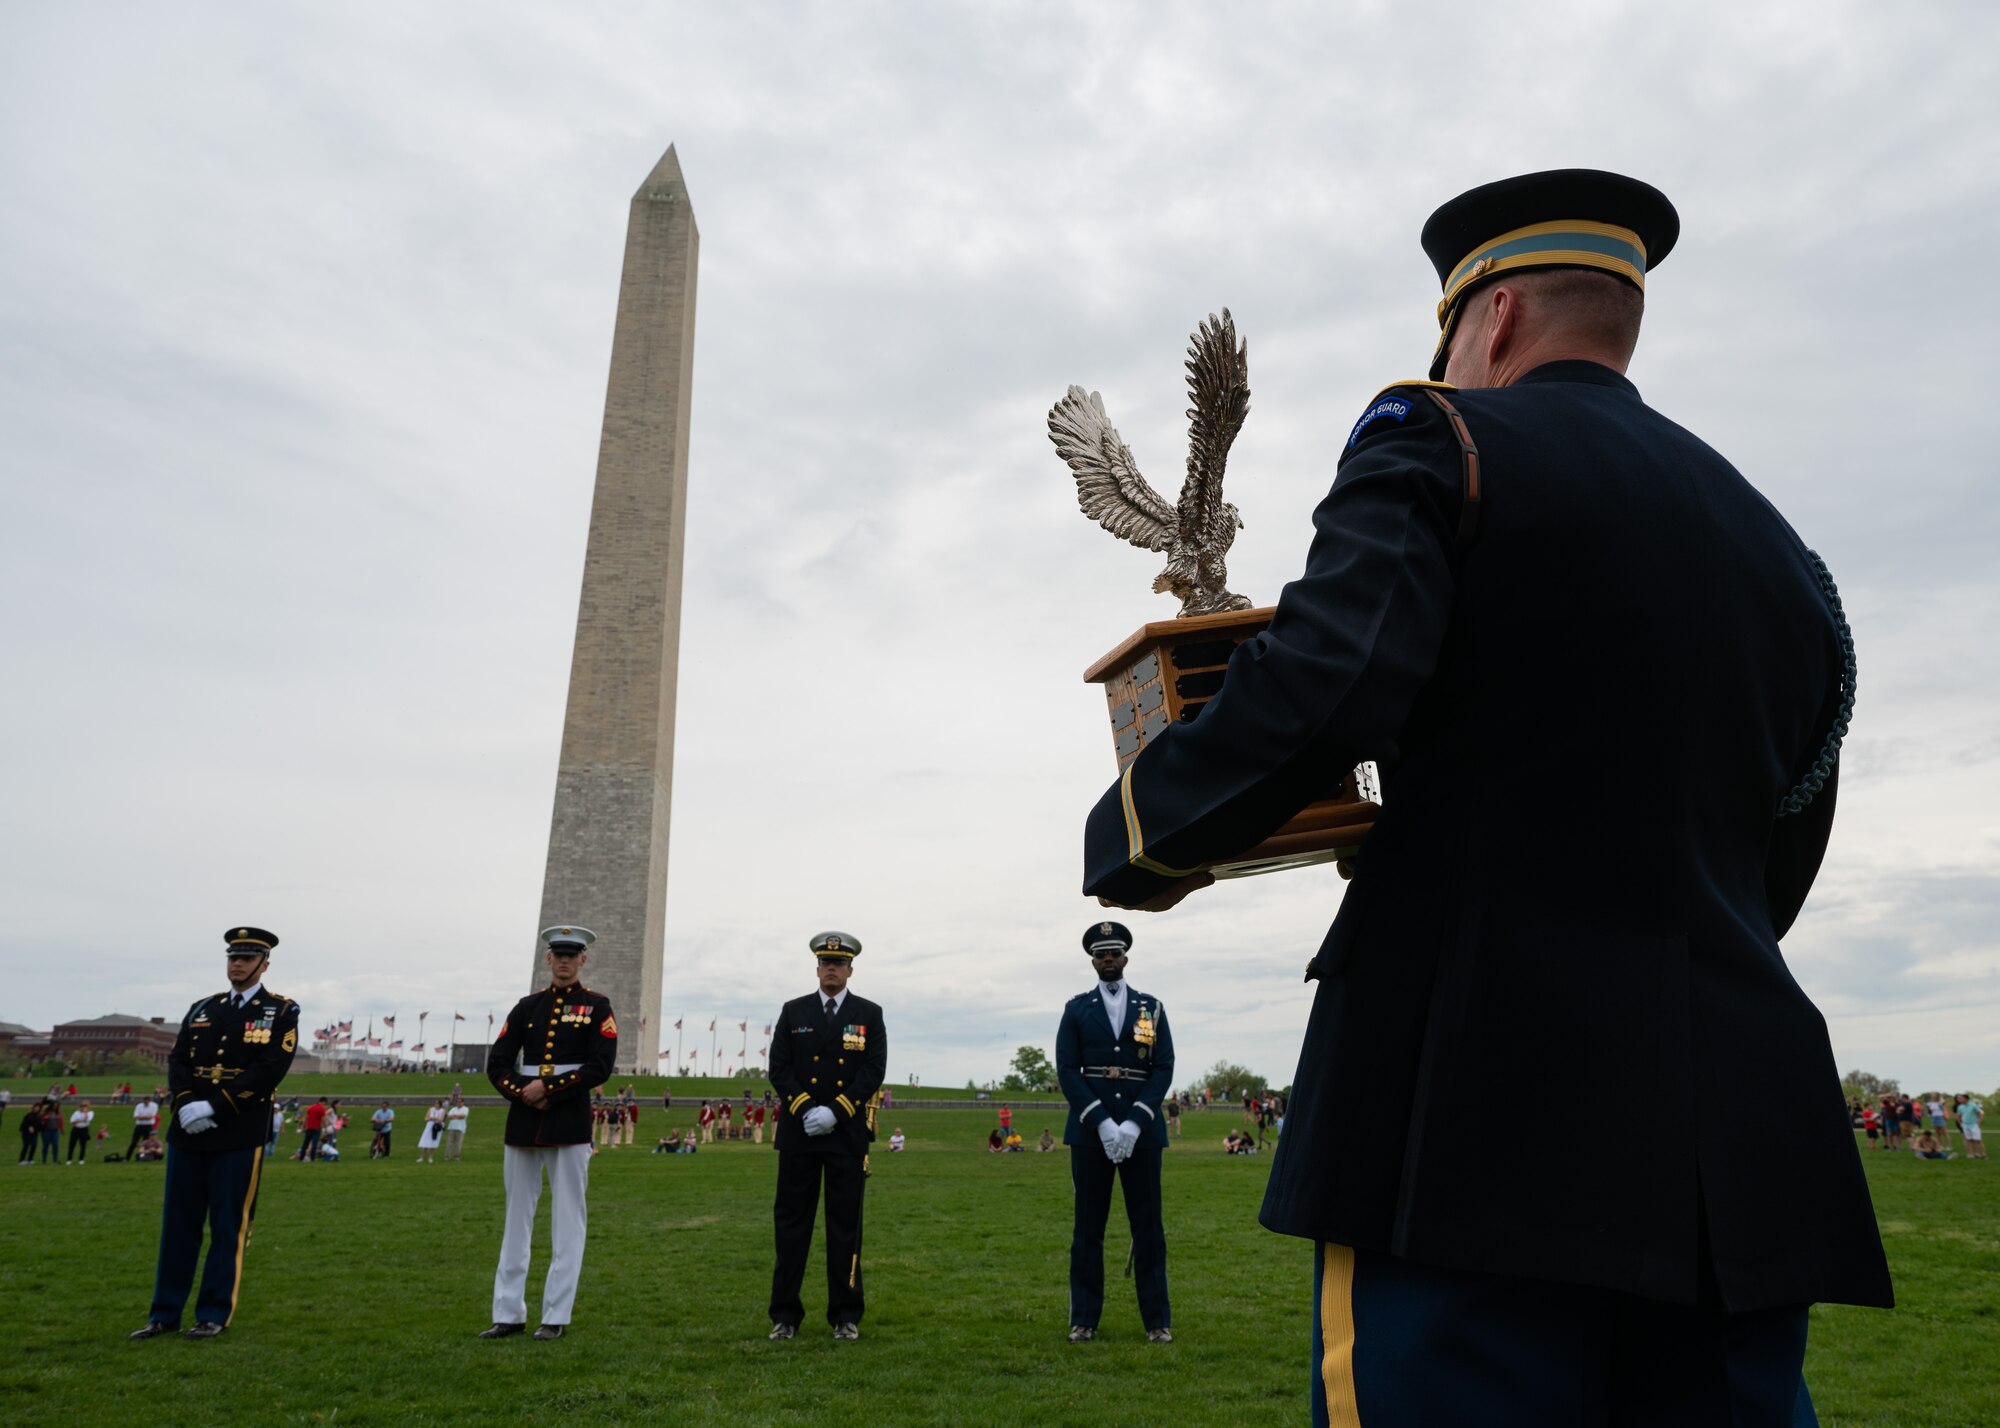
[823,997,836,1021]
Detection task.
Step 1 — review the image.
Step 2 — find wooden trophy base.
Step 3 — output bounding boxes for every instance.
[1085,606,1378,879]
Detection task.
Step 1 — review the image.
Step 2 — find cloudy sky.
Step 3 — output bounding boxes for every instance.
[4,3,1995,1092]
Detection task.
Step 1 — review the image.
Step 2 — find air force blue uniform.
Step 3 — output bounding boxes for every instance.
[1082,171,1887,1426]
[1056,946,1175,1333]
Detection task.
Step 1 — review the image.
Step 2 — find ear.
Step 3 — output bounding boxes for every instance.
[1485,284,1520,365]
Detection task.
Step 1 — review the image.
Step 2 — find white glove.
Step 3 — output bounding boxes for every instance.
[1116,1120,1143,1159]
[178,1101,216,1133]
[802,1107,837,1136]
[1098,1118,1125,1162]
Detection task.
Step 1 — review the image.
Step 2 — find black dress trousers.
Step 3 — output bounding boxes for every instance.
[769,1151,868,1327]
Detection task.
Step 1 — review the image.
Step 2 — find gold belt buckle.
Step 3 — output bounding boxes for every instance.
[539,1062,554,1078]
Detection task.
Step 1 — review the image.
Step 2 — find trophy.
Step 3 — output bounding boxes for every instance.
[1050,310,1380,878]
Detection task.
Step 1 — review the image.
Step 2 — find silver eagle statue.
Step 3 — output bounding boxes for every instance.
[1048,308,1254,617]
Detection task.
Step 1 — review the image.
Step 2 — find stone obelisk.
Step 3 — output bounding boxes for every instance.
[533,146,696,1073]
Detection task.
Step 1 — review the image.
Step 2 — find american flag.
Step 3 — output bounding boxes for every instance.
[383,1016,397,1028]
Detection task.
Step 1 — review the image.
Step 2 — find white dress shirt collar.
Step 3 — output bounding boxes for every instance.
[228,982,264,1007]
[821,988,848,1016]
[1097,978,1128,1036]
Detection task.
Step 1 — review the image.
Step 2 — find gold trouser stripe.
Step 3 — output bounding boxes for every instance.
[850,1253,858,1289]
[1119,765,1201,879]
[1320,1242,1360,1427]
[225,1146,266,1327]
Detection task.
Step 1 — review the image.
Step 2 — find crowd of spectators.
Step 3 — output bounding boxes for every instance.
[1854,1092,1985,1161]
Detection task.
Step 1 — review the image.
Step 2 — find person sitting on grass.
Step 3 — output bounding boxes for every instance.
[318,1134,342,1162]
[1038,1128,1056,1152]
[987,1127,1005,1153]
[654,1135,676,1154]
[889,1128,906,1152]
[1004,1131,1024,1152]
[1912,1131,1951,1161]
[134,1132,164,1162]
[678,1128,698,1154]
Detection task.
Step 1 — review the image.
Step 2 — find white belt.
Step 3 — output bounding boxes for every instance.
[517,1058,583,1077]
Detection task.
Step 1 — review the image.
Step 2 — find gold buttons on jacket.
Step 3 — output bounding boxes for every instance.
[810,1077,818,1084]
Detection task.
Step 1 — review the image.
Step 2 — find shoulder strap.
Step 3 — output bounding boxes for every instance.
[1422,389,1481,553]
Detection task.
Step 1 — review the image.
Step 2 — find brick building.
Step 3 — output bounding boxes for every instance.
[52,1013,178,1067]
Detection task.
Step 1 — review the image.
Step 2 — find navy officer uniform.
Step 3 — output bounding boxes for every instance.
[767,932,888,1340]
[1056,921,1175,1342]
[482,925,618,1340]
[131,927,300,1341]
[1084,170,1887,1427]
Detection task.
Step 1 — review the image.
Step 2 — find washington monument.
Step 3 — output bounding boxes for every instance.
[533,145,696,1073]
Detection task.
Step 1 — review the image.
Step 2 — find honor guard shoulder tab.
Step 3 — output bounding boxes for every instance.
[1348,381,1456,450]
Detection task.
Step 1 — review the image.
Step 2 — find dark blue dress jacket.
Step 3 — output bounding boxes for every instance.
[1082,361,1890,1312]
[1056,985,1175,1148]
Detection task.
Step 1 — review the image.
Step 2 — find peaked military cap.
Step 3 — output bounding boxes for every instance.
[1422,168,1679,379]
[1083,921,1132,956]
[810,931,862,960]
[540,925,596,951]
[224,926,278,952]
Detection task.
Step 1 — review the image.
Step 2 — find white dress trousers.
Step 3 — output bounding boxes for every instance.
[493,1142,592,1326]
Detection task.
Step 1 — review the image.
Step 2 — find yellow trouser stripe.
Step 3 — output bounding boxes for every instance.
[1320,1242,1360,1427]
[226,1146,265,1327]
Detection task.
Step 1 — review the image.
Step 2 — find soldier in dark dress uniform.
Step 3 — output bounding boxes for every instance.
[130,927,299,1341]
[766,932,888,1341]
[1084,170,1889,1427]
[479,925,618,1341]
[1056,921,1176,1344]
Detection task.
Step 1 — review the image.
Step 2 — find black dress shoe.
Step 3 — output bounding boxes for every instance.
[128,1322,176,1341]
[532,1324,566,1341]
[477,1322,526,1339]
[183,1323,225,1340]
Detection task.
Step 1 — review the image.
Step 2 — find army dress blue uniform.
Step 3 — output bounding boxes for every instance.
[1056,922,1174,1338]
[483,926,618,1337]
[1084,171,1887,1426]
[139,928,300,1338]
[767,933,888,1335]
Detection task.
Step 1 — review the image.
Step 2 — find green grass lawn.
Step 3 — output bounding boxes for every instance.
[0,1102,1991,1427]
